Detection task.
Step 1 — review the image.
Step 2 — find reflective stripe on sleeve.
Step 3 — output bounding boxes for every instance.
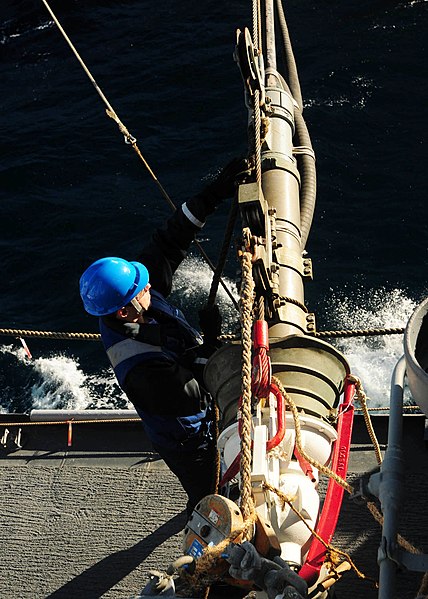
[182,202,205,228]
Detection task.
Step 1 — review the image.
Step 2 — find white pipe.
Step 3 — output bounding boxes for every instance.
[29,409,139,422]
[377,355,406,599]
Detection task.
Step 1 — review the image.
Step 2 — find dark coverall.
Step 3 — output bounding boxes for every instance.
[100,162,241,515]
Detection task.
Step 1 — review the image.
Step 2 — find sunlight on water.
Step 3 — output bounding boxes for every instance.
[304,73,377,110]
[325,288,417,407]
[0,264,420,412]
[0,345,128,414]
[171,255,240,332]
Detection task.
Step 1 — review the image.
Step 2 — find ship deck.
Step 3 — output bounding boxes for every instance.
[0,414,427,599]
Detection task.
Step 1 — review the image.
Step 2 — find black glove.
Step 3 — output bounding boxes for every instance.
[198,304,222,347]
[195,156,250,215]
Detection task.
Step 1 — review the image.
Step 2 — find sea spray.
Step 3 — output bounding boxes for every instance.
[30,354,97,411]
[323,287,416,406]
[171,254,240,333]
[0,344,128,413]
[0,261,419,412]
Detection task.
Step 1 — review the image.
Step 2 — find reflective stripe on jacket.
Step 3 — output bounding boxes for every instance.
[99,289,203,389]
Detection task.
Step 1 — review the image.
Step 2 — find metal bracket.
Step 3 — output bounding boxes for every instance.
[378,536,402,568]
[349,467,381,506]
[273,248,312,279]
[186,511,226,547]
[234,27,265,107]
[0,428,9,448]
[0,427,23,453]
[306,313,316,334]
[378,537,428,573]
[399,548,428,572]
[238,181,269,239]
[261,154,301,184]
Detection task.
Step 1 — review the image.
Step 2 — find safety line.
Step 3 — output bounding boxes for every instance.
[0,325,406,341]
[40,0,238,309]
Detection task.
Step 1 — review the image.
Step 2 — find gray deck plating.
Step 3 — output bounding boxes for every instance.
[0,415,427,599]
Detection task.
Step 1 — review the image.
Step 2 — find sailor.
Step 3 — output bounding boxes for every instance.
[79,158,245,517]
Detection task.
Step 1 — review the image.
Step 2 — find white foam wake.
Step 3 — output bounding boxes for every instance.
[324,287,417,406]
[0,345,128,414]
[0,259,420,412]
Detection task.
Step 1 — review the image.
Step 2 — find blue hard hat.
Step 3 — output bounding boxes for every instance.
[79,257,149,316]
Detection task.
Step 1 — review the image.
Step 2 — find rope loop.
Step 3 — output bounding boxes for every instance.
[262,481,377,588]
[271,375,354,494]
[347,374,383,465]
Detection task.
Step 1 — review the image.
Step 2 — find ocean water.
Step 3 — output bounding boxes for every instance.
[1,0,427,413]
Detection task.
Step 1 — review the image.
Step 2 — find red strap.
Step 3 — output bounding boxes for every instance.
[298,379,355,585]
[266,382,286,451]
[251,320,271,398]
[294,446,316,483]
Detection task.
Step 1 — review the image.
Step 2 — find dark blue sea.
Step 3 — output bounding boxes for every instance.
[1,0,427,413]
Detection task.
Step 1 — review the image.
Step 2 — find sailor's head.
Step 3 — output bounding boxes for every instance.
[79,257,151,322]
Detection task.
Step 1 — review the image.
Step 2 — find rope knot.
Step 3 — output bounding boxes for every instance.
[346,374,360,386]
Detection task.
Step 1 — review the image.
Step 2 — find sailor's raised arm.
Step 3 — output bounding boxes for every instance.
[136,157,247,297]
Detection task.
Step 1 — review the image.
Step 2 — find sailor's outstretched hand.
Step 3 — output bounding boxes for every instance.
[224,541,307,599]
[208,156,250,200]
[198,156,250,205]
